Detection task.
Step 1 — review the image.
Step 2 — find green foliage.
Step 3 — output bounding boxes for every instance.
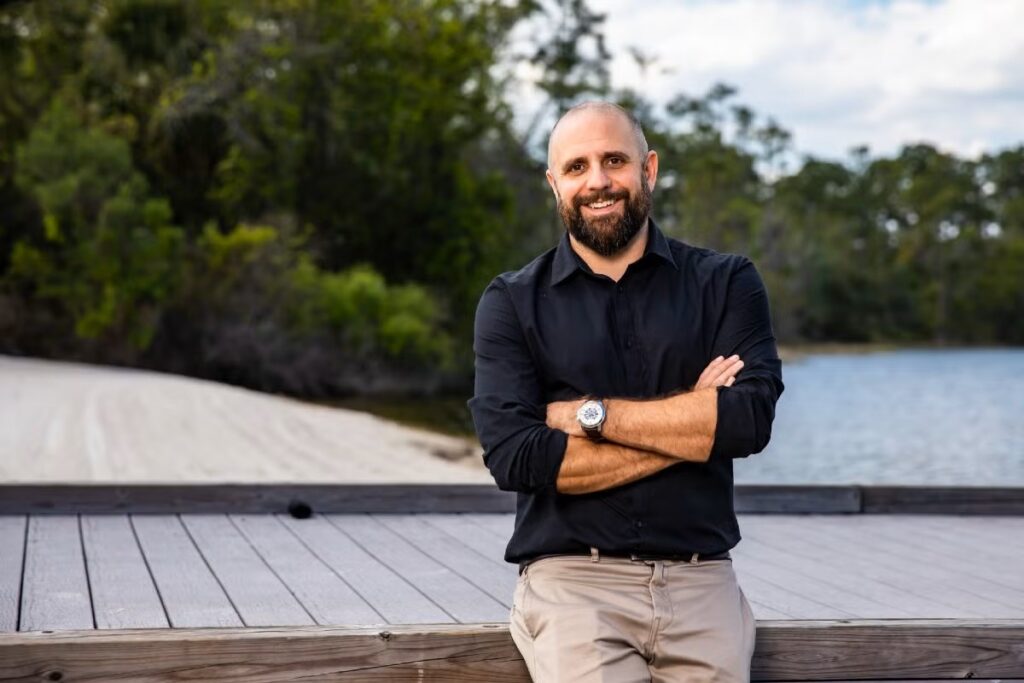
[9,96,184,354]
[290,259,450,366]
[1,0,1023,399]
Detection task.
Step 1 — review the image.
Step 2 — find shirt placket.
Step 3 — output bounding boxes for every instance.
[613,276,648,547]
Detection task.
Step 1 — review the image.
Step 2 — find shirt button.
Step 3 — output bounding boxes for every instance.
[626,337,634,349]
[635,520,644,528]
[617,284,624,294]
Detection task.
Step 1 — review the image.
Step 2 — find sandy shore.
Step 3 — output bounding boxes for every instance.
[0,355,490,483]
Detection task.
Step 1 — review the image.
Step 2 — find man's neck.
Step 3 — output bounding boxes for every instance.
[568,220,649,283]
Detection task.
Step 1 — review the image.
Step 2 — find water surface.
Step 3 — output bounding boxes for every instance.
[736,348,1024,485]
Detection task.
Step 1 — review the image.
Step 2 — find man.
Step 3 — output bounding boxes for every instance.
[468,101,784,682]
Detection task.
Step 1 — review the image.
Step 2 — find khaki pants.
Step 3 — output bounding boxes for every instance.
[510,553,756,682]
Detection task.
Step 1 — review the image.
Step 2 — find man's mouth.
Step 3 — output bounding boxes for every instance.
[583,198,622,212]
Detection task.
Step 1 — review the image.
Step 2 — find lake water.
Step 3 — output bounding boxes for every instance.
[735,348,1024,485]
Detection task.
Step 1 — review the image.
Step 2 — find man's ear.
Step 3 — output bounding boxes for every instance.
[545,169,560,200]
[644,150,659,191]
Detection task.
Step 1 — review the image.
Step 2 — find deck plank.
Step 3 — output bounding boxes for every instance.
[230,514,381,625]
[873,515,1024,586]
[179,515,313,627]
[0,517,26,631]
[327,514,509,623]
[80,516,167,629]
[131,515,242,628]
[731,540,916,619]
[10,512,1024,631]
[373,514,517,608]
[734,519,966,618]
[279,514,452,624]
[19,516,93,631]
[782,516,1024,616]
[740,516,987,618]
[460,513,515,541]
[420,513,511,562]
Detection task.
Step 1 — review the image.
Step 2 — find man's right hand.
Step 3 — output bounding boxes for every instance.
[694,355,744,390]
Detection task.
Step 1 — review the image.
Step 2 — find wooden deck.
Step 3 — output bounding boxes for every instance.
[3,487,1024,681]
[4,512,1024,630]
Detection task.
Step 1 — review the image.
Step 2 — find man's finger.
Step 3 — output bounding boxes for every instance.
[706,359,743,385]
[697,356,724,383]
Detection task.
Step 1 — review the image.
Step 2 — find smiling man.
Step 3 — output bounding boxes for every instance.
[468,102,784,682]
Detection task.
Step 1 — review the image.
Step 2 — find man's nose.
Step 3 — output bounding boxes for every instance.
[585,164,611,191]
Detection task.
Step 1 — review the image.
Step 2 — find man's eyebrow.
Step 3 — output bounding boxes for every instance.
[560,150,633,173]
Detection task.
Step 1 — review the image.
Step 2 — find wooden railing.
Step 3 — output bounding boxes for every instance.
[2,621,1023,681]
[1,483,1022,515]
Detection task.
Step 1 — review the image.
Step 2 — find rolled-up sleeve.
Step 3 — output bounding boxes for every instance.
[467,279,568,492]
[710,258,785,459]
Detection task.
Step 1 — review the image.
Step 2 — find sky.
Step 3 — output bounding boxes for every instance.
[527,0,1024,162]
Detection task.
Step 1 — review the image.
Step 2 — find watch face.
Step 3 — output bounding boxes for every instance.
[577,400,605,428]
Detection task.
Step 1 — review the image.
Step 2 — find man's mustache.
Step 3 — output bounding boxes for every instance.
[572,189,630,209]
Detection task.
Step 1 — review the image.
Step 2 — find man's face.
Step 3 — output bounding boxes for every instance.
[546,110,658,257]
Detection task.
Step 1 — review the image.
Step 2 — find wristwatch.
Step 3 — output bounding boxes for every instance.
[576,399,607,441]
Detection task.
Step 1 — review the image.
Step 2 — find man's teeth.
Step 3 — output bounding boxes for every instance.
[588,200,615,209]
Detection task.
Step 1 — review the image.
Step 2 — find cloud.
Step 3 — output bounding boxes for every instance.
[583,0,1024,159]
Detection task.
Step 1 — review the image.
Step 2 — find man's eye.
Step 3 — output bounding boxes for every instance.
[606,157,623,166]
[569,163,585,173]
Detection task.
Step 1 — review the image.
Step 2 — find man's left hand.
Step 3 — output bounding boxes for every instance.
[546,399,586,437]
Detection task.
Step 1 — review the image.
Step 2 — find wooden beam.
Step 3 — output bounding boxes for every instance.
[0,484,1021,515]
[862,486,1024,515]
[751,619,1024,680]
[735,485,861,513]
[0,484,516,515]
[1,620,1023,682]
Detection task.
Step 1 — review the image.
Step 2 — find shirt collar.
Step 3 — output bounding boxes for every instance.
[550,218,678,287]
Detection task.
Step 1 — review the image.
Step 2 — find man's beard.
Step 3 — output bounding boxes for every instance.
[558,176,652,257]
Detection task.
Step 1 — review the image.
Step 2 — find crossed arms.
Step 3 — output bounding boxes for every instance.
[467,257,783,497]
[547,356,743,494]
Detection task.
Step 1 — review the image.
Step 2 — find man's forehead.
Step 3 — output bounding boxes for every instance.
[548,109,640,165]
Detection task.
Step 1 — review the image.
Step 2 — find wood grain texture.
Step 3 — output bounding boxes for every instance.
[19,516,93,631]
[0,516,26,632]
[736,485,861,513]
[278,515,453,624]
[0,484,514,515]
[736,516,972,618]
[80,515,167,629]
[372,514,517,608]
[3,484,1021,515]
[130,515,242,628]
[179,515,314,627]
[780,515,1024,617]
[862,486,1024,515]
[740,515,996,618]
[751,620,1024,680]
[418,513,510,561]
[1,621,1023,682]
[326,515,509,623]
[230,514,382,625]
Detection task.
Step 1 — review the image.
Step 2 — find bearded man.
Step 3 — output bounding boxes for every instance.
[468,101,784,682]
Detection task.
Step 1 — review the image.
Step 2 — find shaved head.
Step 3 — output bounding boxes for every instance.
[547,101,649,170]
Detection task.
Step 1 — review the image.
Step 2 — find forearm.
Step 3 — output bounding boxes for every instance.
[602,387,718,463]
[556,436,678,494]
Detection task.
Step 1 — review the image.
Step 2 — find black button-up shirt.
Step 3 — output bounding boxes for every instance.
[468,220,784,563]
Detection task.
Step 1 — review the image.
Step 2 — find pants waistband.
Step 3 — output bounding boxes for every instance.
[519,548,731,575]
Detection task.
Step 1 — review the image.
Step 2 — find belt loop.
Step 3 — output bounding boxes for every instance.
[590,547,600,563]
[690,552,700,565]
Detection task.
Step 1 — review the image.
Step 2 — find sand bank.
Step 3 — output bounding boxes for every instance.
[0,355,489,483]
